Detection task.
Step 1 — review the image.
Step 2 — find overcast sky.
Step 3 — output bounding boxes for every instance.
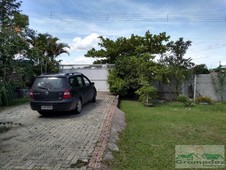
[20,0,226,68]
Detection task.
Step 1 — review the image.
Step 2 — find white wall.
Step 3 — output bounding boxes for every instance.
[60,65,111,91]
[194,73,226,101]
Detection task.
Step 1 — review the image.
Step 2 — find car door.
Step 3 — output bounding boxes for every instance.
[75,75,89,104]
[81,75,93,102]
[69,76,80,97]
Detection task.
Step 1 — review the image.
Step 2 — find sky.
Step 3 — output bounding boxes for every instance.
[20,0,226,68]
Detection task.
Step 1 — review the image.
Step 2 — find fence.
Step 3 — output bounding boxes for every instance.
[193,73,226,101]
[59,65,226,101]
[158,73,226,101]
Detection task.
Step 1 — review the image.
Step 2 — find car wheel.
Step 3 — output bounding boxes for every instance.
[75,98,82,114]
[91,93,96,103]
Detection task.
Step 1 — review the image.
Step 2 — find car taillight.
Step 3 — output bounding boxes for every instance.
[63,89,72,99]
[29,89,33,98]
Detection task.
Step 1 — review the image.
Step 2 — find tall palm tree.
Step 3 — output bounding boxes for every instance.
[45,36,69,60]
[27,32,70,73]
[44,35,70,73]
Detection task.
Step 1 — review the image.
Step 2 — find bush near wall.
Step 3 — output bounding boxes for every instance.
[195,96,213,104]
[0,81,15,106]
[177,94,194,107]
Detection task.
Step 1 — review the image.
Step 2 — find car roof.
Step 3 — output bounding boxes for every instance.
[37,72,83,78]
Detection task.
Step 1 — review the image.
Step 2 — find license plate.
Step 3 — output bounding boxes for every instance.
[41,106,53,110]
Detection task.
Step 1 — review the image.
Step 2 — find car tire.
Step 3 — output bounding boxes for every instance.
[75,98,82,114]
[91,93,96,103]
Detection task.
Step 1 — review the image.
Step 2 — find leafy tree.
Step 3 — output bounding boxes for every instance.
[27,33,69,74]
[0,0,31,106]
[87,31,171,99]
[192,64,209,74]
[108,54,162,98]
[152,63,171,99]
[87,31,194,101]
[0,0,30,80]
[44,34,69,73]
[135,80,157,106]
[0,0,70,106]
[0,29,30,77]
[164,38,193,68]
[161,38,194,98]
[85,31,170,64]
[0,0,22,29]
[108,56,143,96]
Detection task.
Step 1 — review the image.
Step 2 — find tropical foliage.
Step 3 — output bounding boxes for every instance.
[177,94,193,107]
[160,38,194,97]
[85,31,170,64]
[135,81,157,106]
[26,32,70,74]
[0,81,14,106]
[0,0,69,106]
[86,32,194,102]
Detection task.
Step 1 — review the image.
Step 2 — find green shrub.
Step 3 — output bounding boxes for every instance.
[135,84,157,107]
[195,96,213,104]
[0,81,15,106]
[177,94,194,107]
[107,56,158,97]
[107,69,127,96]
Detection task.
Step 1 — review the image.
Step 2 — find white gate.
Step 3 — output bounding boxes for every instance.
[59,64,114,91]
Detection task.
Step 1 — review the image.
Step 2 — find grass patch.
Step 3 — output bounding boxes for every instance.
[0,97,29,112]
[110,101,226,170]
[11,97,30,105]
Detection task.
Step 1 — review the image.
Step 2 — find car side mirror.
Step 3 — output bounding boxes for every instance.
[91,82,95,85]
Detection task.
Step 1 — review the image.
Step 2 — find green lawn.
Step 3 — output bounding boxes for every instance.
[110,101,226,170]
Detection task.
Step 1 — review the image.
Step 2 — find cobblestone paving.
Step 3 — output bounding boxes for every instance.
[0,92,116,170]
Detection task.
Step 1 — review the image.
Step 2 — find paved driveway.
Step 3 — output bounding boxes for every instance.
[0,92,116,170]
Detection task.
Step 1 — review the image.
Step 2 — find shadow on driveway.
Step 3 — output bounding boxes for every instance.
[38,99,102,119]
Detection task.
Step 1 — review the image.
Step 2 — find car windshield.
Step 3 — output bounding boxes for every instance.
[32,77,64,90]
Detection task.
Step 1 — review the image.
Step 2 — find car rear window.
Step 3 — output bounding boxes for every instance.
[32,77,64,90]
